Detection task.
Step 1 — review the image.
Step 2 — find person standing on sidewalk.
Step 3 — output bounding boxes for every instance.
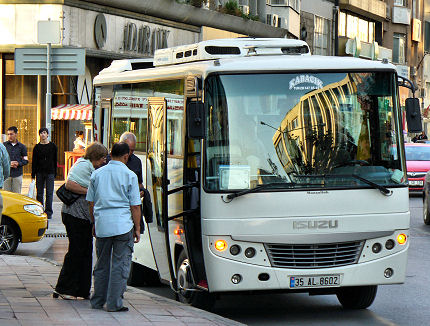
[87,142,141,312]
[31,127,57,219]
[0,141,10,225]
[3,126,28,194]
[53,142,107,300]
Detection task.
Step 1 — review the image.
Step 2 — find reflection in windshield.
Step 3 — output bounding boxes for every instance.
[204,72,405,191]
[405,146,430,161]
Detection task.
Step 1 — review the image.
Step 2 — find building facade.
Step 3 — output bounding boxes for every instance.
[0,0,285,178]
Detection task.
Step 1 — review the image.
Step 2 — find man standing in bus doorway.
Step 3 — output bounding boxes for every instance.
[3,126,28,194]
[31,128,57,219]
[119,132,146,194]
[87,142,141,312]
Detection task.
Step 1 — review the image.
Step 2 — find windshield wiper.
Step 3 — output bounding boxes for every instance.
[222,182,296,202]
[294,174,392,196]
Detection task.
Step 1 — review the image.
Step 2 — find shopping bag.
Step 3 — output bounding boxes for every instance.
[27,180,36,199]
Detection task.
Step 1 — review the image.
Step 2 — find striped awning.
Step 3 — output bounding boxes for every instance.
[51,104,92,120]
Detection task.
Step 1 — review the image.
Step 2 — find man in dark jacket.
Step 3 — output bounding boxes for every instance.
[3,126,28,194]
[32,127,57,219]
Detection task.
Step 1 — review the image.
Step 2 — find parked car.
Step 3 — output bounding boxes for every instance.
[405,143,430,194]
[0,190,48,254]
[424,175,430,224]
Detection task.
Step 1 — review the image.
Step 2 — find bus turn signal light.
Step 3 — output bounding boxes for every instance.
[174,229,183,235]
[396,234,407,245]
[215,240,228,251]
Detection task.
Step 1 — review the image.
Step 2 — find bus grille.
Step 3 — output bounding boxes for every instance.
[265,241,364,269]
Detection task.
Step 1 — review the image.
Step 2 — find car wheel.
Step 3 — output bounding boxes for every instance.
[424,191,430,225]
[0,218,19,254]
[176,250,216,310]
[336,285,377,309]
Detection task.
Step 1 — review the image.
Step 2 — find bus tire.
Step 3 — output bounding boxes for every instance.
[176,250,216,310]
[336,285,377,309]
[423,191,430,225]
[128,261,160,287]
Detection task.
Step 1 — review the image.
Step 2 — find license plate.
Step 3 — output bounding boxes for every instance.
[289,275,341,288]
[409,180,424,186]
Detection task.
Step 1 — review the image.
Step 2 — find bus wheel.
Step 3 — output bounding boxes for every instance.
[128,261,160,287]
[336,285,377,309]
[176,251,216,310]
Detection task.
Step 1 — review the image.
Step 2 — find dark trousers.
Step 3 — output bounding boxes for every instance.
[55,212,93,298]
[36,173,55,219]
[91,230,134,311]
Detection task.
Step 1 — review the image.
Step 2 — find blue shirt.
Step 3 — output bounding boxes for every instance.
[86,160,141,238]
[0,143,10,188]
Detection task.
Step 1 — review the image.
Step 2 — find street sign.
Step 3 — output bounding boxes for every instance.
[37,20,61,44]
[14,47,85,76]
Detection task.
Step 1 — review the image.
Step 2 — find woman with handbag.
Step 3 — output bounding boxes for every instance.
[53,142,107,300]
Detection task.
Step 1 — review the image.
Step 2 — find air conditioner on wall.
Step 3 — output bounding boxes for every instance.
[239,5,250,15]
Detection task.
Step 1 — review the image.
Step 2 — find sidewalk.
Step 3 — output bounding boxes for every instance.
[0,255,244,326]
[12,181,244,326]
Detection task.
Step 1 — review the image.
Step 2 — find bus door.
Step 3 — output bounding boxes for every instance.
[147,97,174,283]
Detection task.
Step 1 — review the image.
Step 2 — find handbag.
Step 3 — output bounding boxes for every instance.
[27,180,36,199]
[56,183,81,206]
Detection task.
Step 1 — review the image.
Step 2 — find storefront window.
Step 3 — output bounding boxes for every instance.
[4,59,38,177]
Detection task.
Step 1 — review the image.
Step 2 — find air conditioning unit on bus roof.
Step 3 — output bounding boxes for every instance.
[154,38,310,67]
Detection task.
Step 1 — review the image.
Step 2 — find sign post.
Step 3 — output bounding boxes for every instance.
[37,20,61,136]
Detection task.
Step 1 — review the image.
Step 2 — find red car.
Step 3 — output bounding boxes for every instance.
[405,143,430,193]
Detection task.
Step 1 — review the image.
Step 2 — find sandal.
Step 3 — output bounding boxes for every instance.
[52,291,77,300]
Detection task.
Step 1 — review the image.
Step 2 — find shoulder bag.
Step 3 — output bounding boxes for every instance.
[56,183,81,206]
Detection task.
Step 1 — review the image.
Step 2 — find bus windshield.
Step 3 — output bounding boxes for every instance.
[204,72,406,192]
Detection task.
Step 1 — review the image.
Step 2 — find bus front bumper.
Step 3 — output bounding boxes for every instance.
[204,244,408,293]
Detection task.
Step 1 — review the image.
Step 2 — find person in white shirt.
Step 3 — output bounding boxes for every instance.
[73,131,86,151]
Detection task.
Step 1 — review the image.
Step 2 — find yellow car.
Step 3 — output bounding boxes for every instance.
[0,190,48,254]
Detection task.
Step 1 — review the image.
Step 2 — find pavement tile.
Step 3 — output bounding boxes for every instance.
[0,311,15,319]
[144,314,182,322]
[0,320,20,326]
[130,306,173,315]
[0,255,245,326]
[14,312,50,320]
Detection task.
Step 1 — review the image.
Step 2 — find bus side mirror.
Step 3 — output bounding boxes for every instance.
[405,98,422,133]
[187,101,205,139]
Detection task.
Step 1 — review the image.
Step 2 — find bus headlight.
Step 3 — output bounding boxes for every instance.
[230,245,241,256]
[244,247,256,258]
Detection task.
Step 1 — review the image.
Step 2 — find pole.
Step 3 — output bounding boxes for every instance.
[46,42,52,135]
[334,0,339,56]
